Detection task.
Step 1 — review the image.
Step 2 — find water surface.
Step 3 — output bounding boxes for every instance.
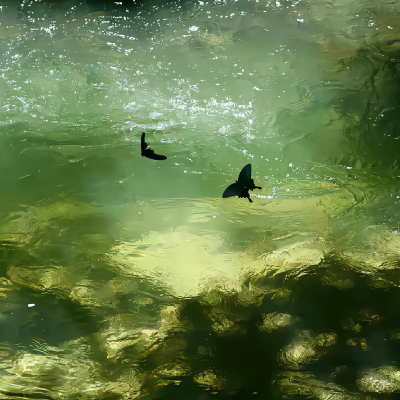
[1,0,400,398]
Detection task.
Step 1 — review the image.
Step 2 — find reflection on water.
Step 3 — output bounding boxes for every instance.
[0,0,400,398]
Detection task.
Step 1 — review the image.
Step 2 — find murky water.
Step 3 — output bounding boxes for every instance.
[1,0,400,398]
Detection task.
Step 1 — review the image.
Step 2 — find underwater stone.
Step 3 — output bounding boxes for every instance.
[271,287,292,305]
[194,369,227,390]
[96,305,188,360]
[279,341,318,370]
[109,368,145,399]
[151,361,192,379]
[314,332,337,347]
[0,339,124,399]
[7,265,77,293]
[357,365,400,393]
[236,284,273,307]
[263,240,327,277]
[258,312,299,333]
[96,314,160,360]
[107,226,266,299]
[278,330,337,370]
[211,314,240,336]
[108,226,332,303]
[69,279,116,308]
[108,277,139,296]
[343,230,400,275]
[342,318,362,333]
[148,338,191,388]
[69,285,98,307]
[277,371,359,400]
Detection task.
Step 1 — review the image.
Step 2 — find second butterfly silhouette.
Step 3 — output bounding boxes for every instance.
[141,132,167,160]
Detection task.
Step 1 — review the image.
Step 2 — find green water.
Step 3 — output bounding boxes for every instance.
[1,0,400,398]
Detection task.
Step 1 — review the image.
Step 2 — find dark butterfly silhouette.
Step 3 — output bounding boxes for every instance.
[141,132,167,160]
[222,164,261,203]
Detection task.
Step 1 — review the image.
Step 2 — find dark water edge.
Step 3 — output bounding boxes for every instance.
[147,269,400,399]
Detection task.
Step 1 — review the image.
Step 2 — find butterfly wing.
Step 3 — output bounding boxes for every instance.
[222,182,242,198]
[141,132,148,154]
[141,132,167,160]
[237,164,252,185]
[145,150,167,161]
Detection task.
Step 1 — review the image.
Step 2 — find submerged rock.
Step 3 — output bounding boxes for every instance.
[107,223,333,302]
[277,371,359,400]
[263,240,327,277]
[236,284,273,307]
[7,265,122,309]
[258,312,299,333]
[107,226,265,300]
[0,338,145,399]
[346,337,368,351]
[278,330,337,370]
[7,265,81,294]
[150,360,191,382]
[357,365,400,393]
[152,359,191,379]
[69,279,116,308]
[343,229,400,272]
[194,369,227,391]
[341,318,362,333]
[209,311,240,336]
[95,305,190,360]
